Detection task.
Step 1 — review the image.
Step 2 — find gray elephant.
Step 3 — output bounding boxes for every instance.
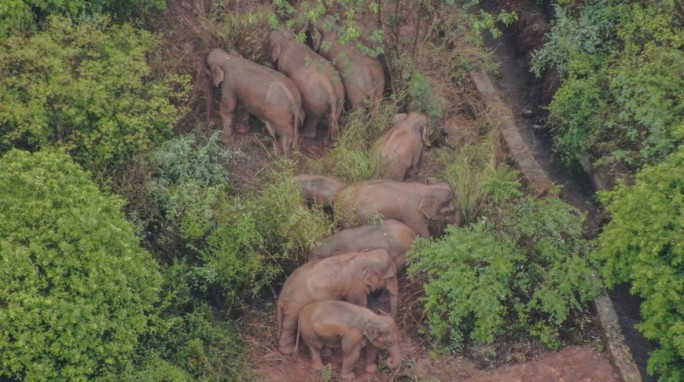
[298,300,401,380]
[206,48,304,156]
[310,219,417,271]
[308,18,385,110]
[269,30,345,143]
[334,179,460,238]
[374,112,428,181]
[294,174,346,208]
[277,249,398,355]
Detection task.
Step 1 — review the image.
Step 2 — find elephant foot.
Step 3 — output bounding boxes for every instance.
[365,363,378,373]
[278,344,294,355]
[219,133,233,145]
[340,371,355,380]
[236,123,250,134]
[311,360,325,370]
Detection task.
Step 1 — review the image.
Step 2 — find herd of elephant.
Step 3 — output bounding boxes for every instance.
[275,175,460,380]
[206,16,388,157]
[205,13,462,381]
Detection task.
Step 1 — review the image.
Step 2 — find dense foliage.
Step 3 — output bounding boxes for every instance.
[0,0,165,37]
[593,146,684,381]
[409,193,599,352]
[0,16,187,182]
[533,0,684,172]
[0,149,161,381]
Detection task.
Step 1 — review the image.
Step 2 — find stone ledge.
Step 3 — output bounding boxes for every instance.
[470,68,642,382]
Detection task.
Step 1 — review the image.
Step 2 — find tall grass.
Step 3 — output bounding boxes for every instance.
[309,99,402,183]
[438,130,519,224]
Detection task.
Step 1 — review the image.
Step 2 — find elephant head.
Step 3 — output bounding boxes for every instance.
[419,179,460,226]
[360,250,399,316]
[268,30,295,64]
[206,49,243,87]
[363,315,402,369]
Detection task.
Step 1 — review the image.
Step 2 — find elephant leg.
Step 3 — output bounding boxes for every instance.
[278,314,298,355]
[219,94,237,144]
[308,343,325,370]
[325,111,339,145]
[235,106,250,134]
[270,120,295,157]
[340,344,361,380]
[364,345,379,373]
[302,115,319,138]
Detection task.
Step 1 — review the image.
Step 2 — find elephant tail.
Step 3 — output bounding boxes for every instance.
[277,303,284,340]
[293,319,301,354]
[293,106,304,150]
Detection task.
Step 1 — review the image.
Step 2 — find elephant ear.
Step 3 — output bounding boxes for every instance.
[419,197,440,219]
[271,41,282,64]
[362,266,381,291]
[209,64,224,87]
[363,322,381,343]
[311,27,322,52]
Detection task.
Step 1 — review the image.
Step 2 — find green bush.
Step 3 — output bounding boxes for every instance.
[247,160,334,269]
[0,16,188,182]
[408,194,599,352]
[0,149,161,381]
[534,1,684,171]
[593,145,684,381]
[0,0,165,37]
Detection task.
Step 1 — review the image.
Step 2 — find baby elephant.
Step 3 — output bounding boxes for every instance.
[310,219,417,271]
[298,300,401,380]
[374,112,428,181]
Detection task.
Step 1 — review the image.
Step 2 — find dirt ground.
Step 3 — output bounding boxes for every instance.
[242,288,619,382]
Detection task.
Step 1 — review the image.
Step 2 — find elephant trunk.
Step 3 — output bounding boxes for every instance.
[447,210,461,226]
[386,277,399,317]
[385,342,402,369]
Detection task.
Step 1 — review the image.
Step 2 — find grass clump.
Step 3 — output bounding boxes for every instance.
[309,100,401,183]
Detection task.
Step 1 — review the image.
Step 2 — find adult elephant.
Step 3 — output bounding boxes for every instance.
[310,219,417,271]
[277,249,398,355]
[206,48,304,156]
[298,300,401,380]
[374,112,428,181]
[269,30,345,143]
[308,18,385,110]
[334,179,460,238]
[294,174,346,208]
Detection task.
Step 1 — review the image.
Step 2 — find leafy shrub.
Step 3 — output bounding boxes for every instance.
[0,0,165,37]
[0,16,188,182]
[593,145,684,381]
[247,160,334,269]
[128,300,250,382]
[145,132,235,245]
[534,1,684,171]
[408,193,599,352]
[0,149,161,381]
